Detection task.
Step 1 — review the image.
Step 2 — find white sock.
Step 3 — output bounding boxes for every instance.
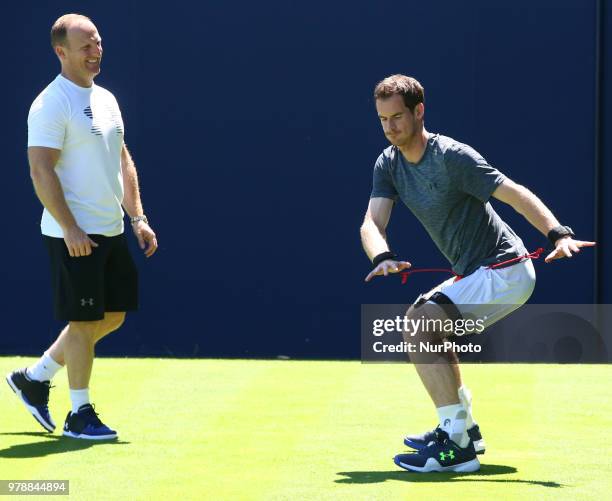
[437,403,469,447]
[458,385,476,429]
[70,389,90,413]
[27,352,63,382]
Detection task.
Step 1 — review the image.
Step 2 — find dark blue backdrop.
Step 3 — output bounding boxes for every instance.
[1,0,608,358]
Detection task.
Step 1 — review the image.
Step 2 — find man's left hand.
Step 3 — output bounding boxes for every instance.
[132,221,158,258]
[544,236,595,263]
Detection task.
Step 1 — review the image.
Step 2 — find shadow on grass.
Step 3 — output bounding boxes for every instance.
[0,432,130,458]
[336,464,563,488]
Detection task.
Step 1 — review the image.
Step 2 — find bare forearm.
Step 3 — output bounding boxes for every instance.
[121,147,144,218]
[511,185,560,236]
[360,221,391,261]
[493,179,594,263]
[30,168,77,230]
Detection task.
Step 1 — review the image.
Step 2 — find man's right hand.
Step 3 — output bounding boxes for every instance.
[364,259,411,282]
[63,225,99,257]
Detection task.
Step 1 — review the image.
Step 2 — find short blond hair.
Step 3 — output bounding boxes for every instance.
[50,13,92,48]
[374,74,425,111]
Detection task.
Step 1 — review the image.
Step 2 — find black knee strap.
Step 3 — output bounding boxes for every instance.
[428,292,463,322]
[413,295,428,307]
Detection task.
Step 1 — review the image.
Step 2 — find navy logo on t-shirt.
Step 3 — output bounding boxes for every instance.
[83,105,123,137]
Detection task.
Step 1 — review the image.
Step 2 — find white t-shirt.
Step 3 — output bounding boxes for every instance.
[28,74,125,237]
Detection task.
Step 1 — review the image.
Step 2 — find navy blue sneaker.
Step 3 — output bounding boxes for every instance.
[63,404,118,440]
[6,368,55,432]
[394,430,480,473]
[404,424,486,454]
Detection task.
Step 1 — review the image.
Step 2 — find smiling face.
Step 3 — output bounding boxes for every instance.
[55,20,103,87]
[375,94,424,148]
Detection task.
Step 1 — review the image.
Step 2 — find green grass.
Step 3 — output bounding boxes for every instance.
[0,358,610,500]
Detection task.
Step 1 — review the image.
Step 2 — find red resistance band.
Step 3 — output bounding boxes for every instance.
[399,247,545,285]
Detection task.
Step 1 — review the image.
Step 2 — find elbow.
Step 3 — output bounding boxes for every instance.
[514,185,535,216]
[29,164,45,183]
[29,163,56,187]
[510,199,528,218]
[501,182,531,216]
[360,219,385,240]
[360,219,373,237]
[360,222,371,243]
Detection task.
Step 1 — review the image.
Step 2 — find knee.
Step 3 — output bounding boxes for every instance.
[68,320,104,341]
[404,302,451,354]
[102,312,126,334]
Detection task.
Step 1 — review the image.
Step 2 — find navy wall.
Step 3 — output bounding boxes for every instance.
[600,0,612,303]
[1,0,606,358]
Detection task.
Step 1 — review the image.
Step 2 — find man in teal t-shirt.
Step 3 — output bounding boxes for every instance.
[361,74,595,473]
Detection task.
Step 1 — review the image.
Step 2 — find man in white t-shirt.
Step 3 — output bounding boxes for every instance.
[6,13,158,440]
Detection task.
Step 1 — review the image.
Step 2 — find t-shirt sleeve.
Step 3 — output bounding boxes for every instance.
[110,92,126,140]
[370,153,398,201]
[27,93,67,149]
[446,144,506,202]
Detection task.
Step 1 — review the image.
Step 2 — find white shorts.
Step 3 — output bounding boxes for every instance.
[418,259,536,330]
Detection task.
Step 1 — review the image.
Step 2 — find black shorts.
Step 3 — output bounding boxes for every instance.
[44,233,138,321]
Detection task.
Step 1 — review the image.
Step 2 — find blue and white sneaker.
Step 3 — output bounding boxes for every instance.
[63,404,118,440]
[6,368,55,432]
[404,424,486,454]
[394,429,480,473]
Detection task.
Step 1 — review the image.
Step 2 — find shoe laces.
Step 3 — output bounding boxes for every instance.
[420,429,451,453]
[44,382,55,402]
[80,404,104,426]
[30,380,54,406]
[434,429,450,442]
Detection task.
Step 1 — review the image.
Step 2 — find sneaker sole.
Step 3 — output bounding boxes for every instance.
[5,374,55,432]
[394,456,481,473]
[63,430,118,441]
[404,438,486,455]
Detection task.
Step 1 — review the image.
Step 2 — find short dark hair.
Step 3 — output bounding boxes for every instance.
[374,74,425,111]
[50,13,92,48]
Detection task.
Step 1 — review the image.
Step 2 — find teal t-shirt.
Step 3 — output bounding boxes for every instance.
[370,133,527,275]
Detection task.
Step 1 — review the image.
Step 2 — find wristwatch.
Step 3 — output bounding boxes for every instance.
[130,215,149,225]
